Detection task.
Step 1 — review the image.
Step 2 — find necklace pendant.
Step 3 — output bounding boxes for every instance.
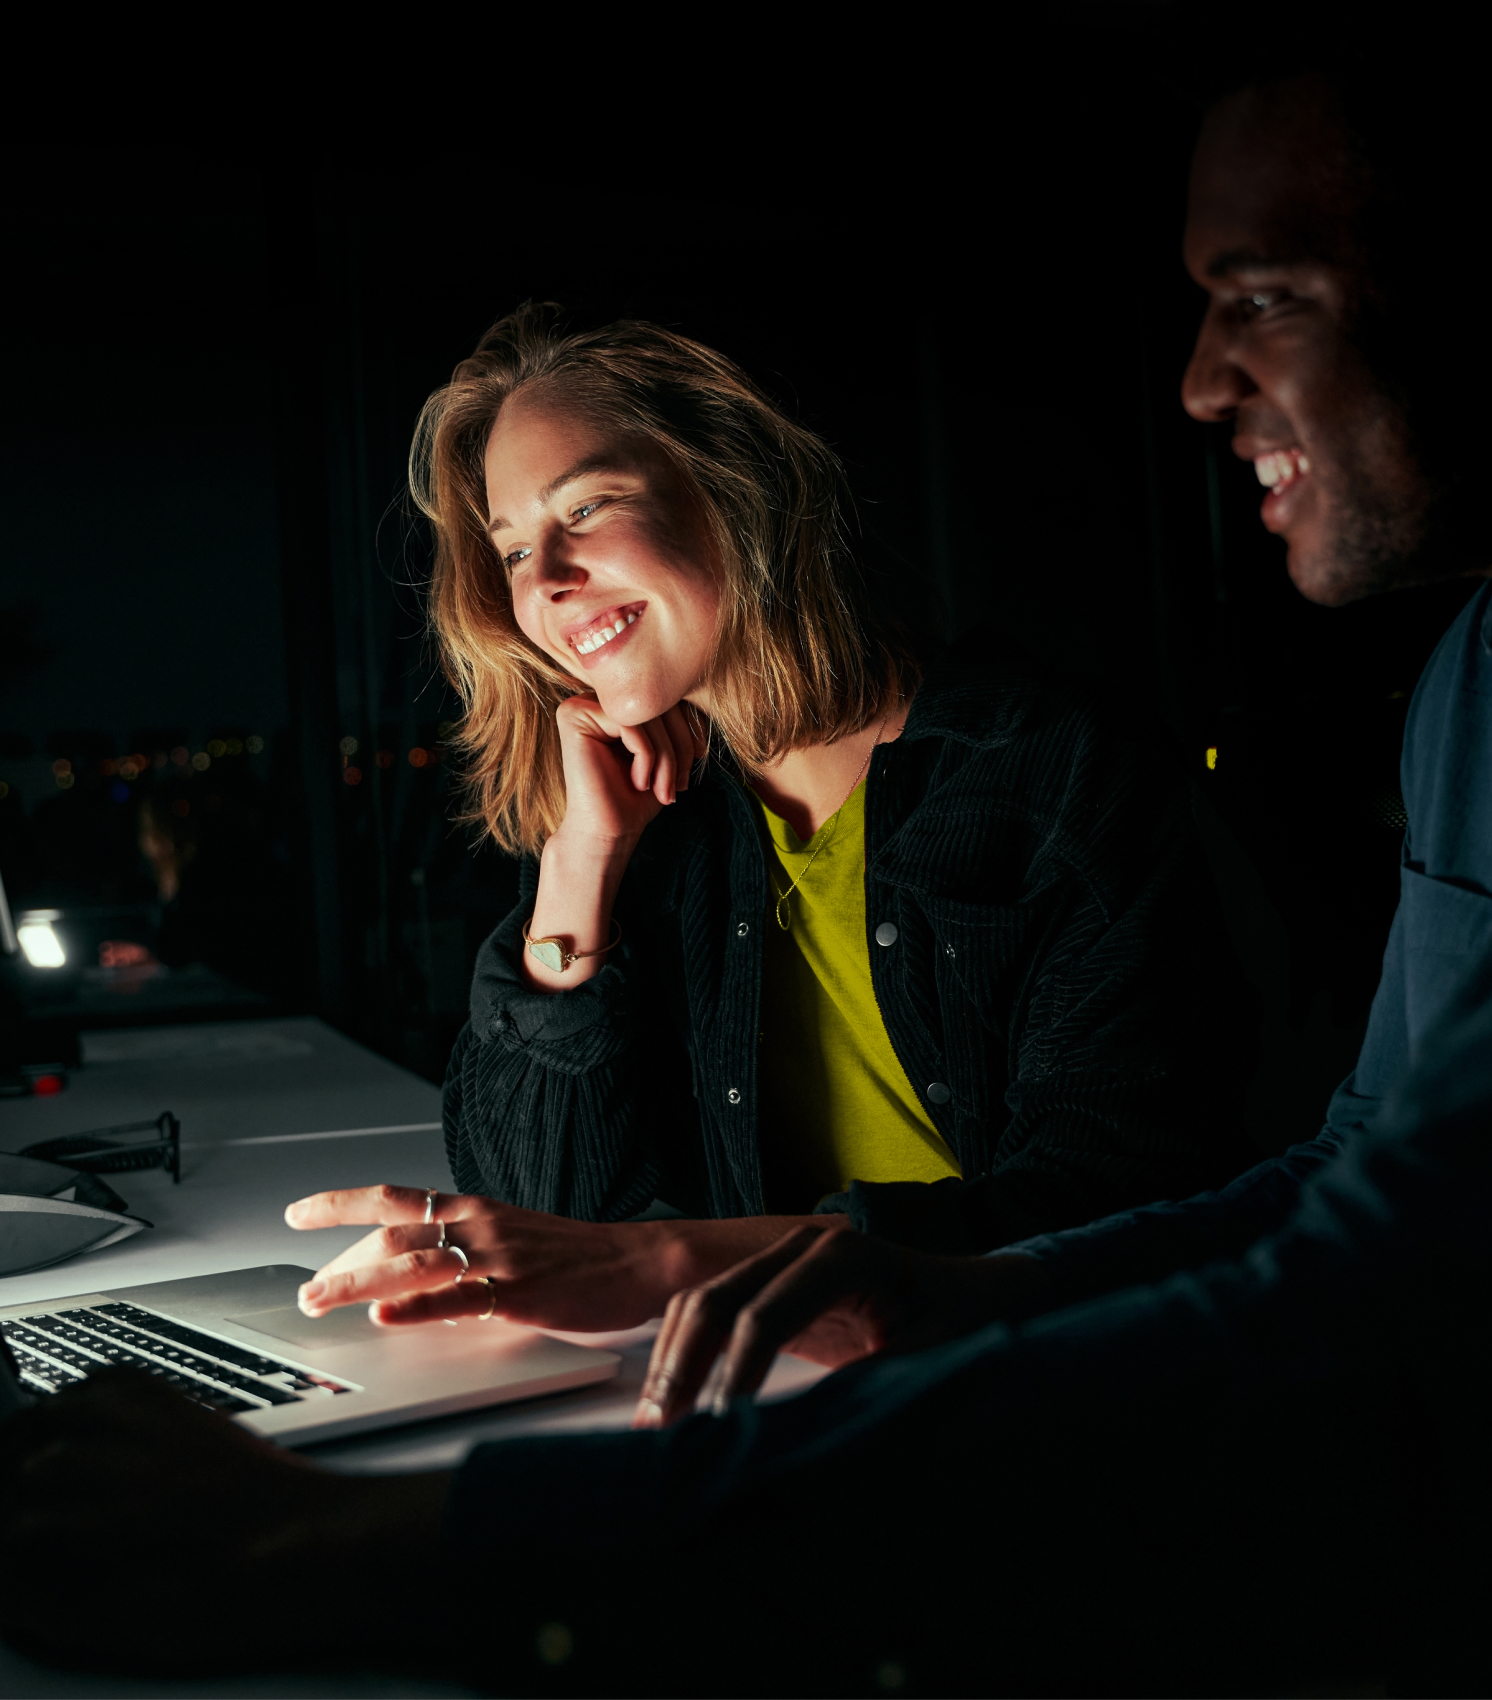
[775,893,792,931]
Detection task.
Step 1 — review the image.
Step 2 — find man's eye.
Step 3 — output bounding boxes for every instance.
[504,546,532,572]
[1240,290,1287,317]
[571,500,602,521]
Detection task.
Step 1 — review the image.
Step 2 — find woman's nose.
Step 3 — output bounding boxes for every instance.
[1181,307,1255,424]
[529,541,587,600]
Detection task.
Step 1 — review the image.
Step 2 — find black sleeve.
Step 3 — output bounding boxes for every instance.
[441,864,702,1221]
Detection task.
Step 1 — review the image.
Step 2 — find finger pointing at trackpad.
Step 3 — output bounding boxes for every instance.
[226,1305,385,1349]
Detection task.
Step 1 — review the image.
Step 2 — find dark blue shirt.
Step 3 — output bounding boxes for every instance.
[1012,581,1492,1300]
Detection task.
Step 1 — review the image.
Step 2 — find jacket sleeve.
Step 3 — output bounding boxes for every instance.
[442,865,701,1221]
[840,725,1262,1252]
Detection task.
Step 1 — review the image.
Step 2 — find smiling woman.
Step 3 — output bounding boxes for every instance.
[413,305,906,860]
[283,304,1259,1346]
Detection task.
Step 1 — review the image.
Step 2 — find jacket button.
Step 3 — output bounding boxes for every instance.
[736,921,750,938]
[727,1087,741,1105]
[874,922,898,947]
[926,1082,951,1105]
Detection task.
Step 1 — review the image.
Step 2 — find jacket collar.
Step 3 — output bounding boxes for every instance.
[895,649,1037,751]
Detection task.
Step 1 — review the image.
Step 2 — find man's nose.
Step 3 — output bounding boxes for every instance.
[1181,307,1255,423]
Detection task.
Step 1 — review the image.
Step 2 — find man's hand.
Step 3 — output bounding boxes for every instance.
[0,1369,450,1675]
[633,1227,1053,1428]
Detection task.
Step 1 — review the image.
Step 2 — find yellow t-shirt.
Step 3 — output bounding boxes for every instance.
[753,780,961,1212]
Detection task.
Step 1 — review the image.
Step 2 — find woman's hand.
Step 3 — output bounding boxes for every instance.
[522,695,709,991]
[552,693,709,850]
[286,1184,689,1331]
[633,1228,1054,1428]
[286,1187,840,1335]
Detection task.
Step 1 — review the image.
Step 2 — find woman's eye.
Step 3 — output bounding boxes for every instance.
[571,500,602,521]
[504,546,532,572]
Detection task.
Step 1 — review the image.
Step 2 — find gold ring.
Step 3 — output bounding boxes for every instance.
[422,1189,438,1225]
[473,1276,497,1321]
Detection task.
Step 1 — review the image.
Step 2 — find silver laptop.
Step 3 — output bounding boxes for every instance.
[0,1264,620,1444]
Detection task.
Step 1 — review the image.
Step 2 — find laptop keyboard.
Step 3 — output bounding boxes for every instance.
[0,1302,352,1412]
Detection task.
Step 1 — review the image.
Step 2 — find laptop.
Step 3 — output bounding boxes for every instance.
[0,1264,620,1444]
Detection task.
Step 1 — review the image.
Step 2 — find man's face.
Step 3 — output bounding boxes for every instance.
[1181,78,1434,606]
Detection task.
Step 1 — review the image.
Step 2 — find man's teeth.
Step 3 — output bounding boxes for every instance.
[1254,450,1312,490]
[574,612,638,656]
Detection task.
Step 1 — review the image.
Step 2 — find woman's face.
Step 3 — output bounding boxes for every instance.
[484,394,720,726]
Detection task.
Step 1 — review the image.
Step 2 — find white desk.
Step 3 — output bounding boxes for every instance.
[0,1018,826,1698]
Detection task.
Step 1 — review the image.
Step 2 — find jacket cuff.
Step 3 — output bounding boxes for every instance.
[467,905,636,1065]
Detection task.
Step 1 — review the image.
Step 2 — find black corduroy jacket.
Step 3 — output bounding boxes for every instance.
[444,657,1256,1253]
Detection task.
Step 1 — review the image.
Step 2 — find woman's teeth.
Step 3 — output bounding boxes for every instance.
[574,612,637,656]
[1255,449,1312,490]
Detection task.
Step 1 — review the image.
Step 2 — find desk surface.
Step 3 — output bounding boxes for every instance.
[0,1018,826,1698]
[5,1016,444,1149]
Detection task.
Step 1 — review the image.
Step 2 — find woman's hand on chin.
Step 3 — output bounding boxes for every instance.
[283,1184,688,1332]
[553,693,709,853]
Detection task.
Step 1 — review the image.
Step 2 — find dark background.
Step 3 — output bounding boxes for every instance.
[1,19,1475,1144]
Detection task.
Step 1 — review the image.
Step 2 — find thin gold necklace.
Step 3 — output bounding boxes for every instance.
[770,716,887,932]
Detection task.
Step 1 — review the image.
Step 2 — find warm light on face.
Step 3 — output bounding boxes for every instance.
[18,913,65,968]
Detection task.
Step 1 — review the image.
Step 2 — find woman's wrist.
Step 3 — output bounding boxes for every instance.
[523,830,637,990]
[652,1216,834,1294]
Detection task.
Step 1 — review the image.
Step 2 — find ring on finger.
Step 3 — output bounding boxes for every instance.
[434,1219,447,1250]
[472,1276,497,1321]
[448,1243,470,1282]
[422,1189,438,1226]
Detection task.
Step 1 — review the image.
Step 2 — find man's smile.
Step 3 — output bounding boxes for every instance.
[1253,448,1312,489]
[1247,446,1315,536]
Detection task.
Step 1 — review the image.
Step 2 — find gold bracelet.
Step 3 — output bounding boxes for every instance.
[523,916,623,973]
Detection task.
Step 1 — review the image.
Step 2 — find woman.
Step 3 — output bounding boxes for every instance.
[287,304,1254,1332]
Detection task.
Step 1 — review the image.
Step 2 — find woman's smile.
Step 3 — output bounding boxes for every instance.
[565,602,645,664]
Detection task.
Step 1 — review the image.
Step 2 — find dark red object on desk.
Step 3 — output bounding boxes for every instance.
[0,1064,69,1099]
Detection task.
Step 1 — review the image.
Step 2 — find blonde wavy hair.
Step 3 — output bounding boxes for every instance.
[410,303,917,857]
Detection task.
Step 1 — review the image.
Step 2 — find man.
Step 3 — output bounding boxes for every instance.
[3,55,1490,1696]
[635,56,1492,1424]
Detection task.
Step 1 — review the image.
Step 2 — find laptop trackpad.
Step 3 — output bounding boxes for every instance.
[227,1304,385,1348]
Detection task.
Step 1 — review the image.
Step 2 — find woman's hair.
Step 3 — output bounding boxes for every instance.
[410,303,917,857]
